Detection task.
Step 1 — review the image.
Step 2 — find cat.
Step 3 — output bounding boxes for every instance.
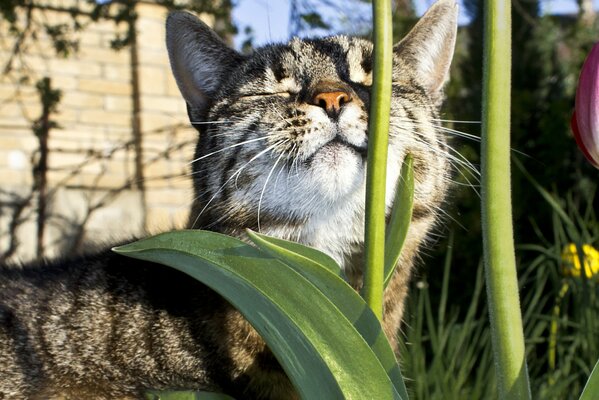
[0,0,458,398]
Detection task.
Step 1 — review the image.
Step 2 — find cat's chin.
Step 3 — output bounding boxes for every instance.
[308,142,365,199]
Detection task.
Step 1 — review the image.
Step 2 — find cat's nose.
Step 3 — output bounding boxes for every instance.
[311,90,352,118]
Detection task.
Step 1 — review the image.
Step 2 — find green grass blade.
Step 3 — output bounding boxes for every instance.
[580,359,599,400]
[114,231,400,400]
[438,230,454,328]
[383,155,415,288]
[513,156,576,233]
[246,230,409,399]
[145,391,235,400]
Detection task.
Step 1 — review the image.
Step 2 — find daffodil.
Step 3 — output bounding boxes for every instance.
[572,43,599,169]
[561,243,599,280]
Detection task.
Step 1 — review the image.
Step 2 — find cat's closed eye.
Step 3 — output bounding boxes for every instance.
[238,92,292,100]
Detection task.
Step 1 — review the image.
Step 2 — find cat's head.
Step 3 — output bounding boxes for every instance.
[166,0,457,237]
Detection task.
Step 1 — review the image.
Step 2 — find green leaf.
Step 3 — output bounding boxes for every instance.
[246,230,409,399]
[299,12,330,30]
[384,155,415,288]
[145,390,235,400]
[245,230,347,281]
[114,231,401,400]
[580,359,599,400]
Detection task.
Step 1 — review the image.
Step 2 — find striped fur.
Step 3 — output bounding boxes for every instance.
[0,0,458,398]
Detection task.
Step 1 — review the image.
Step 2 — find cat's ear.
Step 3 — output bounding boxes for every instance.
[393,0,458,102]
[166,12,242,113]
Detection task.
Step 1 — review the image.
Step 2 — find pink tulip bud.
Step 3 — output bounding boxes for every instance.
[573,44,599,169]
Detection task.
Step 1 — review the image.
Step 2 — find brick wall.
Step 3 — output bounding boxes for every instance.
[0,2,208,262]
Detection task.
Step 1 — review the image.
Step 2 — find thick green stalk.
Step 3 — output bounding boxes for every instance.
[363,0,393,320]
[481,0,531,398]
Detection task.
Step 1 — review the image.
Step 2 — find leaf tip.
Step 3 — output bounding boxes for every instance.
[111,242,137,254]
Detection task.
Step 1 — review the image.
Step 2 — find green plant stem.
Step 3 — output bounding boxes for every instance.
[481,0,531,398]
[363,0,393,320]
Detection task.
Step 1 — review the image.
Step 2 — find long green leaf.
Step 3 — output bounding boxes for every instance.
[246,230,409,399]
[145,391,235,400]
[580,359,599,400]
[114,230,400,400]
[245,230,347,281]
[383,155,414,288]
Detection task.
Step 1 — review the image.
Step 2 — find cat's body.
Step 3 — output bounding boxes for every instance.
[0,1,458,398]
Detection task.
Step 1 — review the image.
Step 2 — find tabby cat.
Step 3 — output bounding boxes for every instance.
[0,0,457,398]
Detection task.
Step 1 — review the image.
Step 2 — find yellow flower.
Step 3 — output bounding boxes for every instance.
[561,243,599,280]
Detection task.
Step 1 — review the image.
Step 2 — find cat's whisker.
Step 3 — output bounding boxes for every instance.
[390,117,481,142]
[190,142,282,229]
[290,145,301,177]
[435,140,481,178]
[434,126,481,142]
[410,131,480,178]
[187,136,270,165]
[231,141,285,189]
[395,125,480,180]
[257,152,285,232]
[393,116,529,158]
[274,154,288,188]
[269,102,293,129]
[430,118,481,124]
[189,120,237,125]
[429,202,469,231]
[398,130,481,197]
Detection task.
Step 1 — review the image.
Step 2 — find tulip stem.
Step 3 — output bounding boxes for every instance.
[363,0,393,320]
[481,0,531,398]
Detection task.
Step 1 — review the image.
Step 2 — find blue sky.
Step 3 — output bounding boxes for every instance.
[232,0,599,49]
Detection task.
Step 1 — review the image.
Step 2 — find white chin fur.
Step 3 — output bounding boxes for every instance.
[309,142,365,200]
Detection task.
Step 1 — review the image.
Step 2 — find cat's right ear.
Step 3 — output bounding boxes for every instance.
[166,12,242,113]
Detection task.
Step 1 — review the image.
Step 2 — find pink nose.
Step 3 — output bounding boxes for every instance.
[311,91,352,114]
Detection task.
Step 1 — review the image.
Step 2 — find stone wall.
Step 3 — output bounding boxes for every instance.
[0,1,207,262]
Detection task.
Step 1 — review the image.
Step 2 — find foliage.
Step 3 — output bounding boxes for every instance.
[399,235,497,399]
[114,229,408,399]
[289,0,373,36]
[146,391,235,400]
[519,178,599,399]
[384,155,414,287]
[400,183,599,398]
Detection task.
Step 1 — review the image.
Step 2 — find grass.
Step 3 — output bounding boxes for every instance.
[399,182,599,399]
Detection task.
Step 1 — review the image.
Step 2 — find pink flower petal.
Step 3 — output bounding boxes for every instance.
[574,43,599,169]
[572,113,599,168]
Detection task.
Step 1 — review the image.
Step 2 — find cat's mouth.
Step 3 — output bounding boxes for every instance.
[324,136,368,158]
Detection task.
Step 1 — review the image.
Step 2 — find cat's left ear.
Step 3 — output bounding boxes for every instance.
[393,0,458,103]
[166,12,243,114]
